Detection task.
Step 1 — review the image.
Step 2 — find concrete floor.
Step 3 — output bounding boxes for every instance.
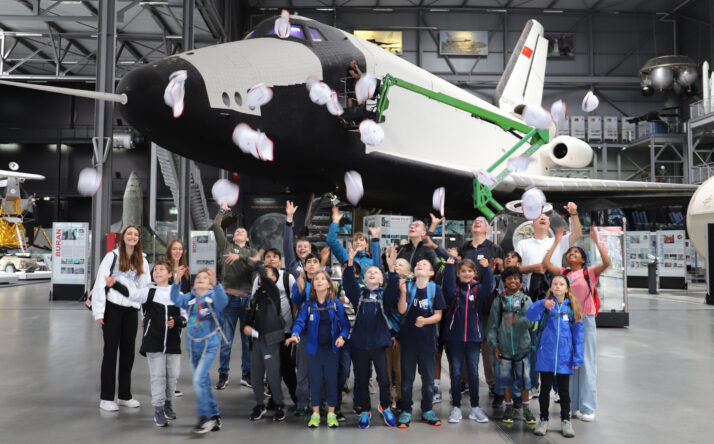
[0,282,712,444]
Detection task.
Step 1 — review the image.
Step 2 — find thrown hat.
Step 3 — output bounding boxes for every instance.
[211,179,240,206]
[308,81,331,106]
[355,74,378,105]
[232,123,274,162]
[344,171,364,206]
[507,156,531,172]
[432,187,445,217]
[477,169,498,186]
[77,168,102,197]
[581,90,599,113]
[274,10,291,38]
[522,104,553,130]
[247,83,273,110]
[359,119,384,146]
[521,187,546,220]
[550,100,567,125]
[163,70,187,118]
[326,90,344,116]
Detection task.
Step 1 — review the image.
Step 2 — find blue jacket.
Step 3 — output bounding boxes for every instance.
[291,279,311,309]
[442,263,494,343]
[170,283,228,342]
[292,298,350,355]
[326,222,380,282]
[526,298,584,375]
[343,265,398,350]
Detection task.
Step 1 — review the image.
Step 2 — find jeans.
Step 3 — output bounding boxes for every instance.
[251,340,283,406]
[188,335,221,418]
[354,347,390,411]
[100,301,138,401]
[570,315,597,415]
[218,295,250,376]
[400,347,435,414]
[480,339,496,388]
[539,372,570,421]
[496,354,531,393]
[493,358,503,396]
[446,341,481,408]
[309,345,339,408]
[296,335,310,406]
[337,339,359,409]
[147,353,181,407]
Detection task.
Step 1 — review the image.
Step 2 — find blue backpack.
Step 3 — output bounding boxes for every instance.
[403,281,436,323]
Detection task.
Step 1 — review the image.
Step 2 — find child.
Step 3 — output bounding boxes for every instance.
[387,248,409,409]
[487,267,535,425]
[170,267,227,435]
[284,200,318,278]
[291,253,324,416]
[543,226,610,423]
[397,258,447,428]
[105,260,184,427]
[442,258,494,424]
[286,270,350,428]
[327,206,381,282]
[526,275,584,438]
[336,261,360,419]
[244,262,287,422]
[343,246,399,429]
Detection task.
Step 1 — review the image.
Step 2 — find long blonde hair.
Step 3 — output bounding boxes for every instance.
[309,270,336,303]
[545,275,583,322]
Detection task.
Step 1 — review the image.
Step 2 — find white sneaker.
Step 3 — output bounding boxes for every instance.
[99,400,119,412]
[553,392,560,403]
[448,407,462,423]
[469,406,489,423]
[433,386,442,404]
[530,387,540,398]
[579,412,595,422]
[117,398,141,408]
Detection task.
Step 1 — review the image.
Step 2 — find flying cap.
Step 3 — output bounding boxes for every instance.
[247,83,273,110]
[432,187,445,217]
[550,100,567,125]
[359,119,384,146]
[476,169,497,186]
[77,168,102,197]
[211,179,240,206]
[274,10,291,38]
[163,70,187,118]
[507,156,531,172]
[344,171,364,206]
[521,187,546,220]
[581,90,599,112]
[522,104,553,129]
[355,74,378,105]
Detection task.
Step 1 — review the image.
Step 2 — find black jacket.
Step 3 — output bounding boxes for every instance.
[244,264,285,347]
[397,239,437,269]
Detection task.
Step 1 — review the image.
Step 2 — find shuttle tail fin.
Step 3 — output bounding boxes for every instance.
[493,20,547,112]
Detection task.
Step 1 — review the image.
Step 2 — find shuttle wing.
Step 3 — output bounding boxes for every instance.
[496,173,698,194]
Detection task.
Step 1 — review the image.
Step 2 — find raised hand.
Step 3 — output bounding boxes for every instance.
[429,212,445,232]
[297,272,306,292]
[589,225,599,244]
[446,257,455,265]
[207,268,217,286]
[176,265,188,283]
[478,257,489,268]
[320,246,331,265]
[422,235,439,250]
[285,200,298,223]
[221,202,231,212]
[564,201,578,216]
[368,226,383,237]
[331,206,344,223]
[249,249,264,262]
[347,245,356,263]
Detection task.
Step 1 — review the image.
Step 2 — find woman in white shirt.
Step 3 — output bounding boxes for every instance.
[91,225,151,412]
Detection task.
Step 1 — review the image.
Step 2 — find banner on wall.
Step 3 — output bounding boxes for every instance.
[626,231,655,277]
[657,230,686,278]
[51,222,89,286]
[364,214,413,248]
[189,231,217,274]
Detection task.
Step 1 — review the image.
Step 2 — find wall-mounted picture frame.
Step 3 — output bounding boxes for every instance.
[439,31,488,56]
[354,30,403,55]
[545,32,575,58]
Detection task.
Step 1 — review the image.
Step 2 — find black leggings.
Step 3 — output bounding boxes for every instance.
[100,301,138,401]
[539,372,570,421]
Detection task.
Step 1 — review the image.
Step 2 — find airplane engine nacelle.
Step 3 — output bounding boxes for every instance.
[545,136,593,169]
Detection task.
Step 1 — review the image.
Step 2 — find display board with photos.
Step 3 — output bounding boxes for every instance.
[626,231,655,277]
[438,30,488,56]
[657,230,686,277]
[51,222,89,286]
[590,226,626,313]
[364,214,413,248]
[189,231,217,274]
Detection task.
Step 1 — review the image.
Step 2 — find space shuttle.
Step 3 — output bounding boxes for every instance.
[0,16,697,217]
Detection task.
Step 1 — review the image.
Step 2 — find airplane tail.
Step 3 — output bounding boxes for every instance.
[493,20,547,113]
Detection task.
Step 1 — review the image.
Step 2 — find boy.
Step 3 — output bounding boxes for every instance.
[327,206,381,282]
[170,267,228,434]
[487,267,535,425]
[106,260,184,427]
[336,261,361,420]
[397,259,447,428]
[244,263,287,422]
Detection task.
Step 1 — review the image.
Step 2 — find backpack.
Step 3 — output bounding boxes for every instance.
[563,267,600,316]
[86,252,118,311]
[403,281,436,322]
[531,302,574,352]
[355,288,392,332]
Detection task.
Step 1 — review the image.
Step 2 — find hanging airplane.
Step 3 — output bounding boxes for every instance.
[0,16,697,218]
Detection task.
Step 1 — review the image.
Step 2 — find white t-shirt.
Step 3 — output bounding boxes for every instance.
[515,233,571,291]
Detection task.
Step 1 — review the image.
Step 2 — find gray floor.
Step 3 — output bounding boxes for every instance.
[0,282,712,444]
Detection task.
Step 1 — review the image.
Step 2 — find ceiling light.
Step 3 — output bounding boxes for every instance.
[373,8,393,12]
[543,9,564,13]
[429,9,450,12]
[316,8,335,11]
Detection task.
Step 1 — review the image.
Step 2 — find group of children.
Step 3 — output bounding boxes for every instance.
[94,201,609,438]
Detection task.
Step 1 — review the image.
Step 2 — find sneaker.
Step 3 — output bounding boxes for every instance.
[327,412,339,428]
[469,406,489,423]
[117,398,140,408]
[378,405,397,427]
[530,387,540,399]
[554,392,560,403]
[241,374,252,388]
[461,382,469,394]
[397,411,411,428]
[273,406,286,422]
[534,419,548,436]
[421,410,441,426]
[193,417,216,435]
[211,415,222,431]
[250,404,267,421]
[353,405,363,415]
[448,406,462,424]
[335,409,346,422]
[502,405,514,424]
[308,412,320,428]
[578,412,595,422]
[492,394,504,409]
[433,386,442,404]
[523,407,536,424]
[295,405,308,416]
[174,389,183,397]
[215,373,229,390]
[154,408,168,427]
[358,411,371,429]
[99,400,119,412]
[163,402,176,420]
[562,419,575,437]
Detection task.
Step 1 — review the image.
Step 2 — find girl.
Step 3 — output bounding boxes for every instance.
[166,239,190,293]
[443,258,494,424]
[286,270,350,429]
[526,275,584,438]
[543,226,610,423]
[170,267,228,435]
[92,225,150,412]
